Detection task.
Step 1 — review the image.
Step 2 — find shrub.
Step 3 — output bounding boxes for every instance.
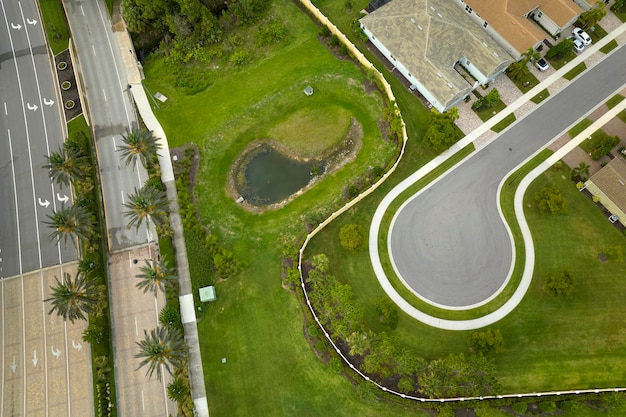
[545,268,574,297]
[328,356,344,374]
[229,50,251,66]
[256,20,288,46]
[159,304,182,328]
[469,329,504,355]
[534,186,569,214]
[560,400,581,411]
[512,401,528,413]
[82,322,106,345]
[397,376,414,394]
[167,377,190,402]
[590,135,620,160]
[339,224,367,252]
[539,401,556,413]
[376,297,399,330]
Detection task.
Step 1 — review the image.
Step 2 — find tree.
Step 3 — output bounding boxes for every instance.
[376,297,399,330]
[469,329,504,356]
[570,162,590,182]
[45,271,97,323]
[123,185,169,231]
[43,144,88,188]
[45,204,93,247]
[472,89,501,111]
[118,129,162,167]
[578,1,607,29]
[544,268,574,297]
[136,258,177,296]
[423,108,460,151]
[506,60,529,82]
[546,38,575,59]
[521,47,541,65]
[339,224,367,252]
[534,186,569,214]
[136,326,186,381]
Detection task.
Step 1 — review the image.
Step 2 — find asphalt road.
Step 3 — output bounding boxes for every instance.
[389,44,626,308]
[0,0,76,278]
[63,0,152,251]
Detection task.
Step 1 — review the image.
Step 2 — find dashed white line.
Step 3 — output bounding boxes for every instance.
[103,89,107,101]
[135,317,138,336]
[3,102,6,115]
[92,44,96,56]
[121,190,125,204]
[80,5,85,16]
[141,390,145,410]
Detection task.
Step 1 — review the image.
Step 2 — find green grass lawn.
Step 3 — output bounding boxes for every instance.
[563,62,587,81]
[474,99,507,122]
[38,0,70,55]
[492,113,516,133]
[546,50,577,70]
[600,39,619,54]
[531,88,550,104]
[568,118,593,138]
[606,94,625,110]
[507,71,539,94]
[587,24,608,43]
[580,129,613,154]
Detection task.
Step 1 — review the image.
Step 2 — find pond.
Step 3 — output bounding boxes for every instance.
[239,146,324,206]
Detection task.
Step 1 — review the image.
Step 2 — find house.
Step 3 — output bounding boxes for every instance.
[360,0,513,113]
[460,0,583,58]
[584,157,626,227]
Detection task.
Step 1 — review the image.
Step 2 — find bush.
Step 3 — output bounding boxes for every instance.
[590,135,620,160]
[229,50,251,66]
[159,304,182,328]
[376,297,399,330]
[512,401,528,413]
[469,329,504,355]
[328,356,344,374]
[534,186,569,214]
[545,268,574,297]
[560,400,581,411]
[539,401,556,413]
[339,224,367,252]
[397,376,414,394]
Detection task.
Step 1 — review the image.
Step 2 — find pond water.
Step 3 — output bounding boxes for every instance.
[241,146,323,205]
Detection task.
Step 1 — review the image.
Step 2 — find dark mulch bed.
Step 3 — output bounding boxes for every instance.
[54,49,82,121]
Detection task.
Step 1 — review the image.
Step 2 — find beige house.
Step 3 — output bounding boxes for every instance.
[459,0,583,58]
[584,158,626,227]
[360,0,513,113]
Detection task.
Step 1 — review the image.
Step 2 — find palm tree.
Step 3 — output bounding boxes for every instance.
[44,204,93,247]
[520,47,541,65]
[136,326,186,381]
[45,271,97,323]
[118,129,161,167]
[123,185,169,231]
[136,258,176,296]
[571,162,590,182]
[43,144,87,188]
[507,60,529,82]
[579,1,607,29]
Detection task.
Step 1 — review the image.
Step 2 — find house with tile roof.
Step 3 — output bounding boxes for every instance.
[584,157,626,227]
[360,0,513,113]
[460,0,583,58]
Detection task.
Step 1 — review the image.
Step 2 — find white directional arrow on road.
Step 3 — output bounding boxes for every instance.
[11,356,17,374]
[27,103,38,111]
[26,18,37,25]
[43,98,54,106]
[10,23,22,30]
[57,193,69,203]
[72,340,82,351]
[51,346,61,359]
[32,350,38,367]
[38,198,50,208]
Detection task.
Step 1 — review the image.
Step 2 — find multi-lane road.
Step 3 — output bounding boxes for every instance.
[0,0,76,278]
[63,0,152,251]
[389,44,626,308]
[1,0,92,416]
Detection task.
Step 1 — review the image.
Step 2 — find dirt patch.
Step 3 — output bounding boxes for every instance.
[227,118,363,213]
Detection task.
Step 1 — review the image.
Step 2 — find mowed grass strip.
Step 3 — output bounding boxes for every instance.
[39,0,70,55]
[267,105,352,157]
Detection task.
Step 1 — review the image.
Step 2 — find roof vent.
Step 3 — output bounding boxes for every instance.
[447,82,453,88]
[493,51,499,57]
[437,12,443,18]
[417,25,423,30]
[410,18,416,24]
[437,72,443,78]
[482,41,488,47]
[430,6,435,11]
[619,179,625,186]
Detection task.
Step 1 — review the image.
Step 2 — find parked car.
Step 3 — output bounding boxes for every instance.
[609,214,619,224]
[573,27,592,46]
[536,58,549,71]
[572,38,585,53]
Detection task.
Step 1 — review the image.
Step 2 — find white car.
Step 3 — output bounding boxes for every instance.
[536,58,549,71]
[573,27,592,46]
[609,214,619,224]
[572,38,585,53]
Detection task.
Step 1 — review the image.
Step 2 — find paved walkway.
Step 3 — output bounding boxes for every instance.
[370,22,626,330]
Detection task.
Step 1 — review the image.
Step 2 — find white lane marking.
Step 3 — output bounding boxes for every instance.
[6,130,23,273]
[103,89,107,101]
[21,272,26,417]
[121,190,125,204]
[18,0,65,265]
[26,18,36,26]
[92,44,96,56]
[63,321,71,417]
[3,102,6,115]
[112,135,117,152]
[39,269,51,417]
[80,5,85,16]
[10,22,21,30]
[1,278,5,416]
[141,390,145,410]
[135,317,138,336]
